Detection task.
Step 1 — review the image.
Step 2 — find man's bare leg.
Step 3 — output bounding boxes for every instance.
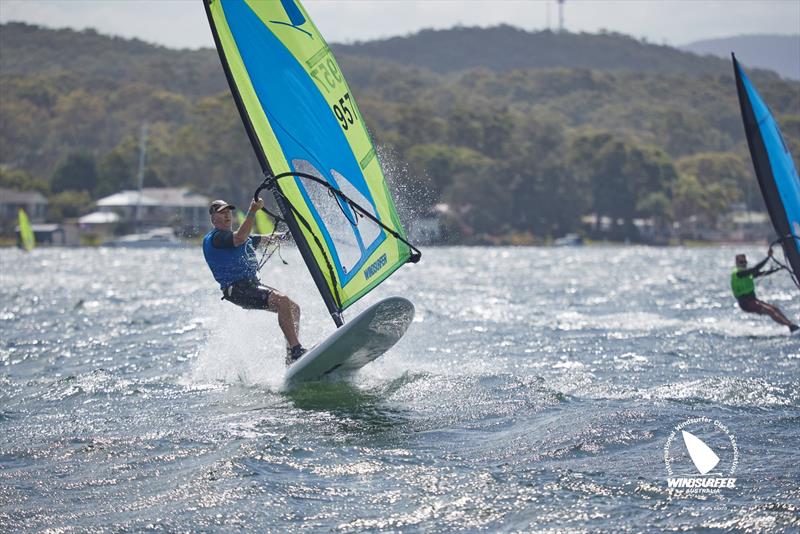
[268,291,301,348]
[754,299,796,328]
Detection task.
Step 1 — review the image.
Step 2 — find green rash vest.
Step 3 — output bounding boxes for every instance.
[731,267,755,298]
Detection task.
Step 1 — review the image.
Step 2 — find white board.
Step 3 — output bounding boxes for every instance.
[284,296,414,384]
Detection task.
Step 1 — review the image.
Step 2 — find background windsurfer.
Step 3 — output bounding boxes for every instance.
[731,252,798,332]
[203,198,306,364]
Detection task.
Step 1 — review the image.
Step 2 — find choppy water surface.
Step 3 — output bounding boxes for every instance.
[1,246,798,532]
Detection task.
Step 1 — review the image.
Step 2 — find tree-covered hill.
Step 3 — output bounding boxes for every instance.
[333,25,752,77]
[1,22,798,242]
[0,22,226,97]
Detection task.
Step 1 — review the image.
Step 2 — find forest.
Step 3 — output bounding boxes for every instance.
[1,22,799,242]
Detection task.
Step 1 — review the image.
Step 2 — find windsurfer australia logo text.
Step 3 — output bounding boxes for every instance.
[663,417,739,496]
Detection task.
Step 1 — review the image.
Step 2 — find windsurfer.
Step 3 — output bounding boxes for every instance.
[731,251,798,332]
[203,198,307,364]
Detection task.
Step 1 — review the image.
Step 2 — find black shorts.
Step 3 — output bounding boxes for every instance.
[223,278,274,310]
[737,294,760,313]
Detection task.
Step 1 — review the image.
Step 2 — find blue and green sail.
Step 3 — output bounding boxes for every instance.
[18,208,35,252]
[205,0,419,325]
[733,54,800,289]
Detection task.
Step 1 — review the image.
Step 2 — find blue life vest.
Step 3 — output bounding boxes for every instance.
[202,229,259,288]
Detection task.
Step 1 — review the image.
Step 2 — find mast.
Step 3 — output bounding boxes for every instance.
[134,122,148,230]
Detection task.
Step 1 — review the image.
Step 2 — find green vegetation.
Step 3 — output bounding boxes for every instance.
[1,22,798,242]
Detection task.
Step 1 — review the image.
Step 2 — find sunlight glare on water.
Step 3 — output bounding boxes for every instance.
[1,245,798,531]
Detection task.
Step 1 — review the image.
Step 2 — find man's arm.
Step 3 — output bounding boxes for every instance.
[233,198,264,247]
[215,233,262,249]
[754,249,778,278]
[755,267,781,278]
[737,255,770,277]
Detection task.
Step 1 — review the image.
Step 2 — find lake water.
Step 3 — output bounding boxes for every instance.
[1,246,798,532]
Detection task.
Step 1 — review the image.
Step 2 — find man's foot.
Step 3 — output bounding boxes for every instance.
[285,344,307,366]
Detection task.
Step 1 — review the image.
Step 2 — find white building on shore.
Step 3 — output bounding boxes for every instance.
[88,187,210,234]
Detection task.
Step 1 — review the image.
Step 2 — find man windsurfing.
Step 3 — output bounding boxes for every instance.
[731,251,798,332]
[203,198,307,364]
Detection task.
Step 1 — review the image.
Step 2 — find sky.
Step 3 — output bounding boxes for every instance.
[0,0,798,49]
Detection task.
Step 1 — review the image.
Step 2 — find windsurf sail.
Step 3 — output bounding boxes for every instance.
[237,208,274,234]
[733,54,800,289]
[18,208,35,252]
[205,0,420,326]
[255,209,274,234]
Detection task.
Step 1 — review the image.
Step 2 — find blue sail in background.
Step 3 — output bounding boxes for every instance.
[733,54,800,289]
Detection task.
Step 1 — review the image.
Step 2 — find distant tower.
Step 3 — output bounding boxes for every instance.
[558,0,565,33]
[546,0,551,31]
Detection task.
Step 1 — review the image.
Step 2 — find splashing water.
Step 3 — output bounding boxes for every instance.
[1,245,798,531]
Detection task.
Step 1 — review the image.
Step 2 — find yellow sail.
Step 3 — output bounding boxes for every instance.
[18,208,35,252]
[237,208,274,235]
[255,209,275,234]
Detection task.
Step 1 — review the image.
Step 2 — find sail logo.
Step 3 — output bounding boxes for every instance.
[270,0,312,38]
[364,253,387,280]
[663,417,739,495]
[681,430,719,474]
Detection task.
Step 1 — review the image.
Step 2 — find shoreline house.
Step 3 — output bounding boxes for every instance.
[725,210,772,242]
[0,188,47,233]
[2,188,82,245]
[91,187,210,235]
